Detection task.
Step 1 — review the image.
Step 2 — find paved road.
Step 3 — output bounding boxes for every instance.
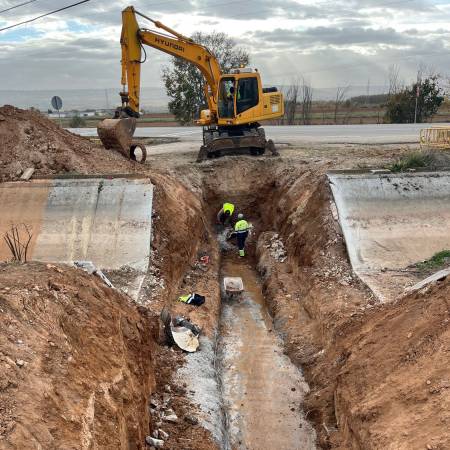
[70,123,447,145]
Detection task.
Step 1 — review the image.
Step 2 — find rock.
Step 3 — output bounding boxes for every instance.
[145,436,164,448]
[152,430,159,438]
[184,414,199,425]
[15,359,25,367]
[20,167,35,181]
[163,414,178,423]
[149,397,160,409]
[158,430,169,440]
[163,384,171,393]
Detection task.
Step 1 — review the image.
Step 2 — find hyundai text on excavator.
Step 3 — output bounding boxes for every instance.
[97,6,284,162]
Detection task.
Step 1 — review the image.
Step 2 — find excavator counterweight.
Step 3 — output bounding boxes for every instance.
[97,6,284,162]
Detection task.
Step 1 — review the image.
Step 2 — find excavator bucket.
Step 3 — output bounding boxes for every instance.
[97,117,136,155]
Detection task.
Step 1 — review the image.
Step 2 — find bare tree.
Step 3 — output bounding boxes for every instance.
[333,86,350,124]
[300,78,313,125]
[388,64,401,96]
[4,224,33,263]
[283,79,300,125]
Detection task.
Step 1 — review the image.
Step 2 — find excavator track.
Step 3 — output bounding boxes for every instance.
[197,126,279,162]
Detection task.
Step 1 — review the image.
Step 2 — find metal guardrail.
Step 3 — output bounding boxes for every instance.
[420,127,450,150]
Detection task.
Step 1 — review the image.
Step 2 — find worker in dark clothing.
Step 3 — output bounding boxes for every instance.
[234,213,250,257]
[217,202,235,226]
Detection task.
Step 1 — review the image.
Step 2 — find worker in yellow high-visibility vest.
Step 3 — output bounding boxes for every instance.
[217,202,235,226]
[234,213,250,257]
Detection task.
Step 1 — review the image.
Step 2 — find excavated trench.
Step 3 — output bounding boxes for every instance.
[155,159,371,449]
[218,256,316,449]
[188,161,326,449]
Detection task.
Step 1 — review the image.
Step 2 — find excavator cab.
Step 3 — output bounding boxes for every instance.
[217,74,260,121]
[218,77,236,119]
[216,70,282,125]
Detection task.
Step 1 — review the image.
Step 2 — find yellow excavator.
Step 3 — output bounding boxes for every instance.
[98,6,284,162]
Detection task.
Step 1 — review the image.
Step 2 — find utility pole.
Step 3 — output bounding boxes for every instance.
[414,73,421,124]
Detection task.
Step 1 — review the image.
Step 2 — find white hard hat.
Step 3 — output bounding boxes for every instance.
[238,213,244,219]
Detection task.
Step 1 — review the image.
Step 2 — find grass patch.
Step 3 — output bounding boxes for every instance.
[416,250,450,271]
[389,151,433,172]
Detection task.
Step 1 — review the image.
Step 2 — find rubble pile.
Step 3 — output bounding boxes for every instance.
[266,233,287,262]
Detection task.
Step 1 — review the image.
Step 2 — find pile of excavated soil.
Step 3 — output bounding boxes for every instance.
[0,105,133,181]
[309,278,450,450]
[0,262,156,449]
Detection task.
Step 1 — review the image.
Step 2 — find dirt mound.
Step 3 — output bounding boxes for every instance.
[0,105,133,181]
[0,261,156,449]
[309,277,450,450]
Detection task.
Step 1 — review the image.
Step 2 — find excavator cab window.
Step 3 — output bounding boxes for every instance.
[236,77,259,114]
[218,77,235,119]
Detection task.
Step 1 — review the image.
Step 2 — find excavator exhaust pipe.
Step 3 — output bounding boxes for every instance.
[97,117,147,163]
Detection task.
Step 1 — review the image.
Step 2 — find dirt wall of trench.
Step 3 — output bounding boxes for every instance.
[248,160,449,449]
[0,262,157,450]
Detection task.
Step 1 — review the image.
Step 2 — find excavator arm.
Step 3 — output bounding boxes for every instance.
[120,6,221,120]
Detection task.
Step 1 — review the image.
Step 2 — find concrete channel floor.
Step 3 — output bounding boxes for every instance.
[219,258,316,450]
[329,170,450,300]
[0,176,153,299]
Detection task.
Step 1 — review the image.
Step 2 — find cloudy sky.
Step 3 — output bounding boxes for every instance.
[0,0,449,103]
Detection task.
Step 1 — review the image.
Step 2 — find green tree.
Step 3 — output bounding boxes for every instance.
[69,114,87,128]
[162,32,249,125]
[385,75,444,123]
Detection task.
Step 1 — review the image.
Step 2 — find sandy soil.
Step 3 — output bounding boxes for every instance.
[0,105,136,182]
[1,107,449,449]
[0,262,156,449]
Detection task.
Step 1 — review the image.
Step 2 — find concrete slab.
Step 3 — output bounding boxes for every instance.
[328,171,450,301]
[0,176,153,299]
[404,267,450,294]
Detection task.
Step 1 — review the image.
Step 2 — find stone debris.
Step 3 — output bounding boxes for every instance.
[163,414,178,423]
[137,249,165,305]
[73,261,114,289]
[266,234,287,262]
[158,430,169,440]
[145,436,164,448]
[184,414,199,425]
[20,167,35,181]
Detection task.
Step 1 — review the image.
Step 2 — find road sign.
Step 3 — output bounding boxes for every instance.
[51,96,63,111]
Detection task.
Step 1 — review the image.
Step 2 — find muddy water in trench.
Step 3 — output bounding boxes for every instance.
[219,257,316,450]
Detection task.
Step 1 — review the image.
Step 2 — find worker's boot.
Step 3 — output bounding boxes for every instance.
[239,249,245,257]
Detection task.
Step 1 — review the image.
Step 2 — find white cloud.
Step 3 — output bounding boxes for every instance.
[0,0,448,106]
